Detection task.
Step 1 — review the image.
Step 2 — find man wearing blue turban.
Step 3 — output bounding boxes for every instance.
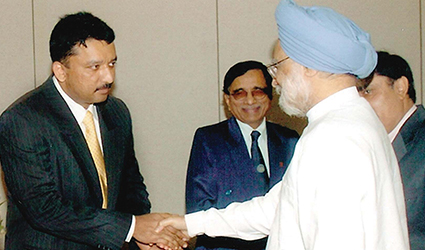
[157,1,409,249]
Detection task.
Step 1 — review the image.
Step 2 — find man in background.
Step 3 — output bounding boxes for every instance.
[157,0,409,249]
[358,51,425,250]
[186,60,298,250]
[0,12,186,250]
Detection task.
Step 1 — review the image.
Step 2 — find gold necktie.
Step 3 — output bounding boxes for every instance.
[83,111,108,209]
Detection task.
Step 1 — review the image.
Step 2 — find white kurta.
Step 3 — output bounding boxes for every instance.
[185,87,409,250]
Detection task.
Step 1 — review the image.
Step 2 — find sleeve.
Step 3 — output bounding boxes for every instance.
[185,129,218,213]
[115,107,151,216]
[185,182,281,240]
[0,110,132,250]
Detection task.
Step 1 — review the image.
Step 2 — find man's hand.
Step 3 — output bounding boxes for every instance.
[155,214,188,235]
[136,242,162,250]
[133,213,189,250]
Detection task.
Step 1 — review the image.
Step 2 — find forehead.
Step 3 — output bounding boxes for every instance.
[368,74,393,88]
[272,42,287,59]
[71,39,116,59]
[229,69,266,90]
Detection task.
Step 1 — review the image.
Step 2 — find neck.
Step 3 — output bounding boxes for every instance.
[403,99,415,115]
[309,73,357,108]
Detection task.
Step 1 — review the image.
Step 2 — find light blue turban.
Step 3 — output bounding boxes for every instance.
[275,0,377,78]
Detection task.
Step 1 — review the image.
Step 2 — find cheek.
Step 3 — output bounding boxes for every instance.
[369,98,392,120]
[228,102,240,114]
[261,100,272,113]
[367,97,383,113]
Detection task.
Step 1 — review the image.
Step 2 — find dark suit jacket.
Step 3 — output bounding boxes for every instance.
[0,77,151,250]
[392,105,425,250]
[186,116,299,250]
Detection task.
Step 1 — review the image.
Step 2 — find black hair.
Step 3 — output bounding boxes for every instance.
[375,51,416,103]
[49,12,115,63]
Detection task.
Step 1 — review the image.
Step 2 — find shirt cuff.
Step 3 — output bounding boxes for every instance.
[185,211,206,237]
[126,215,136,242]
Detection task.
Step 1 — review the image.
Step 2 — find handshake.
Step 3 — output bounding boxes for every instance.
[133,213,187,250]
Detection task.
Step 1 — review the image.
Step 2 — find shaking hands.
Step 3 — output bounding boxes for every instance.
[133,213,188,250]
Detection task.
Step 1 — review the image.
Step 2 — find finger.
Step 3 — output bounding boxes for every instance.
[136,242,152,250]
[155,230,188,250]
[156,217,179,233]
[164,226,188,248]
[155,217,172,233]
[155,224,165,233]
[165,226,189,242]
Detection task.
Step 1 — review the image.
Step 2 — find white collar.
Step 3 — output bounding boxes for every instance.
[236,118,267,138]
[388,105,417,143]
[52,76,97,124]
[307,86,359,122]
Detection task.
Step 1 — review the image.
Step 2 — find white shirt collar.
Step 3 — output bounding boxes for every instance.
[52,76,98,125]
[236,117,269,173]
[388,105,417,142]
[307,86,359,122]
[236,118,267,140]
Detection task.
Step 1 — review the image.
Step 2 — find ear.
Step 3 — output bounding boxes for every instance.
[393,76,409,99]
[303,67,319,78]
[52,61,67,82]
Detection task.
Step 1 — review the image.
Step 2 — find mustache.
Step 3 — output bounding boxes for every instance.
[96,83,113,91]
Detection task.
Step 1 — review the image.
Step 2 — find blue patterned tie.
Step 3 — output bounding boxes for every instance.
[251,131,270,191]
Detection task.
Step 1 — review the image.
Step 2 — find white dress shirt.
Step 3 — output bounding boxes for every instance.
[236,118,270,176]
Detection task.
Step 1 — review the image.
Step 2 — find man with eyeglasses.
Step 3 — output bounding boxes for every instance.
[158,0,409,249]
[185,60,298,250]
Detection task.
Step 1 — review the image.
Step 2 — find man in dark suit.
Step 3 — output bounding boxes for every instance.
[0,12,186,250]
[358,51,425,250]
[186,61,299,250]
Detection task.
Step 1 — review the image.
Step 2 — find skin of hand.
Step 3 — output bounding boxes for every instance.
[133,213,189,250]
[137,242,162,250]
[155,214,188,236]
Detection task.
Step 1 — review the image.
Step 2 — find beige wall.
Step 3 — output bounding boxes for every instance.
[0,1,422,245]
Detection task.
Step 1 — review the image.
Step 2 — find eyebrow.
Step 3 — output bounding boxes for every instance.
[87,56,118,65]
[232,86,266,92]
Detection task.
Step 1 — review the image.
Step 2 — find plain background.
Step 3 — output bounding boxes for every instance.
[0,0,423,247]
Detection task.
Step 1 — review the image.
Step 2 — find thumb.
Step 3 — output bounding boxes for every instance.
[155,217,173,233]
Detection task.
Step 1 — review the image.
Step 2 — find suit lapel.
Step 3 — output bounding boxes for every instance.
[393,105,425,161]
[266,123,284,186]
[42,77,104,207]
[392,134,407,161]
[227,117,252,167]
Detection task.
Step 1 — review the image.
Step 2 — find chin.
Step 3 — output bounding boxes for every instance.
[94,97,109,104]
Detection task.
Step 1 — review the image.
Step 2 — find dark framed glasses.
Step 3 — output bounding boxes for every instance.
[230,88,267,101]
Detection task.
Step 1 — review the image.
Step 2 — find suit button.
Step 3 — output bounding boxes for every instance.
[225,190,232,195]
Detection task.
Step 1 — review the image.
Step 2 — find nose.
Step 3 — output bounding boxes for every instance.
[245,91,256,105]
[102,66,115,84]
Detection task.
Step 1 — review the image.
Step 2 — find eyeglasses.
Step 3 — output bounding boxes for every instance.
[230,88,267,101]
[267,56,289,79]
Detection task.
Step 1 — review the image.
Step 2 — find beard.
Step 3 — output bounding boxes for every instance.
[275,64,312,118]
